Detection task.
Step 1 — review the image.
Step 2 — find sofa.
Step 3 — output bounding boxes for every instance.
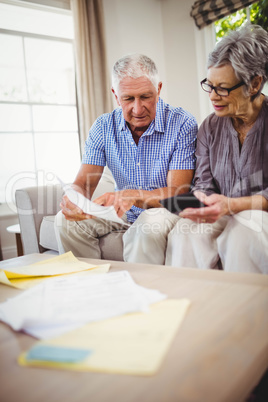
[15,167,125,261]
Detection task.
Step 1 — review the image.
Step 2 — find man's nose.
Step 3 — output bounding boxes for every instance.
[133,98,143,114]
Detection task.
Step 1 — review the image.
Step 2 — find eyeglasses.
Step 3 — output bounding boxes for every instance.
[200,78,245,97]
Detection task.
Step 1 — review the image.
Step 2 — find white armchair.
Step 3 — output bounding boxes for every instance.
[15,168,125,261]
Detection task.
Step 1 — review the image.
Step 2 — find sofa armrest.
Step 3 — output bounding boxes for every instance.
[15,167,116,255]
[15,184,63,254]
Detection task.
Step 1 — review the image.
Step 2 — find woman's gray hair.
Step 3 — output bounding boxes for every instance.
[208,25,268,99]
[112,54,160,94]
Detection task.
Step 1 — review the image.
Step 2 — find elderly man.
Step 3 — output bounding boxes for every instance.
[55,53,198,264]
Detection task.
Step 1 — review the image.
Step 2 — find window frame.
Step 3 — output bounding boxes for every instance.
[0,26,81,204]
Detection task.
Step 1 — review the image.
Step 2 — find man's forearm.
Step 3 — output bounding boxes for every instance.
[120,186,190,209]
[70,164,104,200]
[72,181,97,200]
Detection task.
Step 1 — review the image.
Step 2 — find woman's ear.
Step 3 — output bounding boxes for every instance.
[250,76,263,95]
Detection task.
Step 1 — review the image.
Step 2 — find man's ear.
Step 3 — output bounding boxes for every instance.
[112,88,121,106]
[250,76,262,95]
[157,82,163,96]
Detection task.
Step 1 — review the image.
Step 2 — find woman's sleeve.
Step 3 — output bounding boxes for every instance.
[192,117,220,195]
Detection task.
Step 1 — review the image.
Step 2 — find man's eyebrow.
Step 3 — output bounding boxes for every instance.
[121,92,154,98]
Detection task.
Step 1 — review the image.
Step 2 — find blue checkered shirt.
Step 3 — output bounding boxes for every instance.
[82,98,198,222]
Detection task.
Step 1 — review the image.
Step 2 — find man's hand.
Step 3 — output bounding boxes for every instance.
[179,191,231,223]
[60,195,92,221]
[93,190,136,218]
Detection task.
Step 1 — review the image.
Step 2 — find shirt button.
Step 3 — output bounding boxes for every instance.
[137,162,140,166]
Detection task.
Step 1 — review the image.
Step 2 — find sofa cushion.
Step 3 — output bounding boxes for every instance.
[40,215,59,252]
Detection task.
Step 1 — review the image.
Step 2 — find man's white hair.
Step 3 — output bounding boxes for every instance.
[112,53,160,94]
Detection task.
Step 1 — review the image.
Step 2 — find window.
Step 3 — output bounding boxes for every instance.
[0,1,81,205]
[215,2,266,43]
[214,2,268,95]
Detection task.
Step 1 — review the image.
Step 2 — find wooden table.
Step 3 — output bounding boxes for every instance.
[0,254,267,402]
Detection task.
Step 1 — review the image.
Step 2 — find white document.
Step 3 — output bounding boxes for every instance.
[0,271,166,339]
[58,178,130,226]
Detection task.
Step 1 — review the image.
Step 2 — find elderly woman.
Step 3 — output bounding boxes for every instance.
[165,25,268,273]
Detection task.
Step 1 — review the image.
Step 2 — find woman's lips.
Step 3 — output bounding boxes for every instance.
[213,104,226,111]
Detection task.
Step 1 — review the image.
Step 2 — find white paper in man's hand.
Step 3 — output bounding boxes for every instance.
[59,178,130,226]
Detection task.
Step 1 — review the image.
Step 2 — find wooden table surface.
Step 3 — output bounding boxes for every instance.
[0,254,267,402]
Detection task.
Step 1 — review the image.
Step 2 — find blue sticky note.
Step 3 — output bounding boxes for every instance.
[26,344,92,363]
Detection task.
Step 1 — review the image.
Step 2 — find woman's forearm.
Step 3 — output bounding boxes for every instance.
[229,195,268,214]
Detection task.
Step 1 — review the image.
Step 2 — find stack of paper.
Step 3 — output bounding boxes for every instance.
[0,251,110,289]
[0,251,191,375]
[0,270,166,339]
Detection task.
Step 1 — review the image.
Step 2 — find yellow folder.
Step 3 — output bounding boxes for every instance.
[0,251,110,289]
[18,298,190,376]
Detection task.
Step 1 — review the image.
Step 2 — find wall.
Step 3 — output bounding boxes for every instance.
[102,0,213,124]
[102,0,167,107]
[160,0,200,120]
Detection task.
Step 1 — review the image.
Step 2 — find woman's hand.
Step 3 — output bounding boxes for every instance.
[60,195,92,221]
[179,191,231,223]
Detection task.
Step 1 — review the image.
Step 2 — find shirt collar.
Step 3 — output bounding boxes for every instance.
[119,110,127,131]
[155,97,165,134]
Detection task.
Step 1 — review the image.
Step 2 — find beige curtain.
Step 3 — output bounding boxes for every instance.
[190,0,255,29]
[71,0,113,154]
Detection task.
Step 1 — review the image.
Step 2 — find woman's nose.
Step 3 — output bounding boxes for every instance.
[209,89,222,101]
